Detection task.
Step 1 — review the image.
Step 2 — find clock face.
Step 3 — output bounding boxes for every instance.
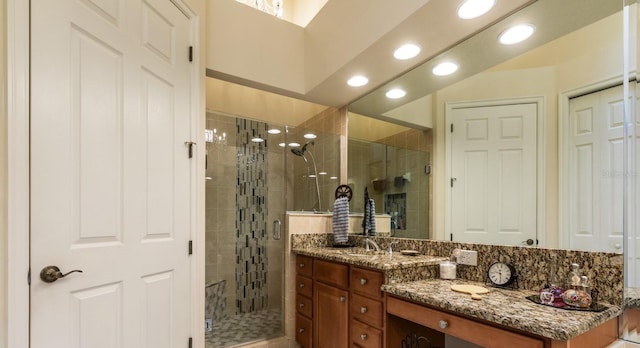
[487,262,514,286]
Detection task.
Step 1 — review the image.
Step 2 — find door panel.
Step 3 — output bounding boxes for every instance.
[30,0,193,347]
[568,85,624,252]
[449,103,537,246]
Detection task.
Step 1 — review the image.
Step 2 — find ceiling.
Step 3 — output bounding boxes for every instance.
[206,0,533,110]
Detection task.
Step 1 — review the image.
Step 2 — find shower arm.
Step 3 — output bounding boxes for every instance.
[306,150,321,212]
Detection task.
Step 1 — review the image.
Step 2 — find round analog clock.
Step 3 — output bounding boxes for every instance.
[487,262,517,287]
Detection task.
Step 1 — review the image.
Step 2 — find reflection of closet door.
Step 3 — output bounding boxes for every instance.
[449,103,537,246]
[568,85,624,253]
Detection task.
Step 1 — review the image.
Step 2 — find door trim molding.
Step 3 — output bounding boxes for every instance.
[558,75,623,250]
[444,97,546,247]
[7,0,30,347]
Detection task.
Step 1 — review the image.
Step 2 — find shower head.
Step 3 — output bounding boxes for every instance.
[290,141,315,156]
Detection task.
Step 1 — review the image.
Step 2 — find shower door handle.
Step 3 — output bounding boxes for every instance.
[273,219,282,240]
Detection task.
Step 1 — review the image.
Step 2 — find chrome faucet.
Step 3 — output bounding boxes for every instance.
[364,238,380,252]
[388,241,398,257]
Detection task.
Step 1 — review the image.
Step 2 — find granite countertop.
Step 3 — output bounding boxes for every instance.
[292,247,446,271]
[383,279,622,341]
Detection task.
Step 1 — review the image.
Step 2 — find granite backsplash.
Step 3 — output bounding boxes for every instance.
[291,233,624,305]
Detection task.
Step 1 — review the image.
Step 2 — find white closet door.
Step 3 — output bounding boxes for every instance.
[568,85,624,253]
[449,103,537,246]
[30,0,194,347]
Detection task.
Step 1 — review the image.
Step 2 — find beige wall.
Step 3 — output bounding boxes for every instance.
[1,0,7,346]
[432,12,623,248]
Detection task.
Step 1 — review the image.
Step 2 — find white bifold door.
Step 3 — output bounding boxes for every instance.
[30,0,195,347]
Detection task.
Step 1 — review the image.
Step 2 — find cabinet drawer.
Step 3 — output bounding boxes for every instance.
[314,259,348,288]
[296,275,313,298]
[350,267,383,298]
[351,319,382,348]
[351,293,383,328]
[296,255,313,277]
[387,296,544,348]
[296,313,313,348]
[296,293,313,318]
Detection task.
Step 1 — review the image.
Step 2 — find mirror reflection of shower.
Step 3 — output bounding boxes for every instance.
[291,141,321,212]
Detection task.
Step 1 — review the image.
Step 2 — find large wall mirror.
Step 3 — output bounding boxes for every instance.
[348,0,625,253]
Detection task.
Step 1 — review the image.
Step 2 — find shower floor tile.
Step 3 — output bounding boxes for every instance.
[205,308,283,348]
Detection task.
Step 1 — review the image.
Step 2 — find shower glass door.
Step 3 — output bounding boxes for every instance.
[204,111,286,347]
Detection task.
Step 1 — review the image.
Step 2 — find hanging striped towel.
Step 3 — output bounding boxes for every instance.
[365,198,376,236]
[332,197,350,243]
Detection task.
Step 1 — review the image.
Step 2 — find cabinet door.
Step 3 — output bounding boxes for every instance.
[315,282,349,348]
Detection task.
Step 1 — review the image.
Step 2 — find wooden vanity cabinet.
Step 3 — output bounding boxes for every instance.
[350,266,385,348]
[295,255,314,348]
[294,256,386,348]
[314,259,349,347]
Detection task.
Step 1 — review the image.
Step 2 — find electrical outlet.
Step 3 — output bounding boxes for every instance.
[457,250,478,266]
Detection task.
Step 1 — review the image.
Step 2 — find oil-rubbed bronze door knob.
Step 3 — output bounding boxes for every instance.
[40,266,83,283]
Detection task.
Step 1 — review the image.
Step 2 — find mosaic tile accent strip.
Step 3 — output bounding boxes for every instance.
[205,280,228,323]
[290,233,624,305]
[235,119,269,314]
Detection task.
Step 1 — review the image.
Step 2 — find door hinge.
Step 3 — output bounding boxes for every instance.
[450,124,454,133]
[188,240,193,255]
[188,337,192,348]
[450,234,453,241]
[27,268,31,286]
[185,141,196,158]
[450,178,456,187]
[188,46,193,62]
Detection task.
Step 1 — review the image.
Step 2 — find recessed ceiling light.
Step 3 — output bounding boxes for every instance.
[457,0,496,19]
[318,171,327,175]
[432,62,458,76]
[267,128,281,134]
[304,133,317,139]
[288,142,300,147]
[279,142,286,147]
[308,174,316,178]
[251,137,264,143]
[393,44,421,60]
[499,24,535,45]
[386,88,406,99]
[330,176,338,180]
[347,75,369,87]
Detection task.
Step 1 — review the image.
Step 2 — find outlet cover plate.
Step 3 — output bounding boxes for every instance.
[458,250,478,266]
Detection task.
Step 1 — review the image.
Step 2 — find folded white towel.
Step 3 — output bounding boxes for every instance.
[332,197,350,243]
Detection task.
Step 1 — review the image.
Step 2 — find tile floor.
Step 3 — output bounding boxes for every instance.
[205,308,283,348]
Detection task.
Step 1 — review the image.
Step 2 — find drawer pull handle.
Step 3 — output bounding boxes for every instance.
[339,296,346,302]
[299,283,305,288]
[299,303,304,308]
[360,334,367,341]
[360,278,367,285]
[439,320,449,329]
[299,263,305,268]
[299,328,305,333]
[360,306,367,314]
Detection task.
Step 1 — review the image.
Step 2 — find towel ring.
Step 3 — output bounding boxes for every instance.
[335,185,353,201]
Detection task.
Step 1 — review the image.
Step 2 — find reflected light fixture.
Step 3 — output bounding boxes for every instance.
[499,24,535,45]
[347,75,369,87]
[394,44,421,60]
[288,142,300,147]
[251,137,264,143]
[279,142,286,147]
[304,133,317,139]
[432,62,458,76]
[268,128,281,134]
[386,88,406,99]
[457,0,495,19]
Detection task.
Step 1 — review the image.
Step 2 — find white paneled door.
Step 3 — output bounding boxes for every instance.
[30,0,194,347]
[448,103,537,246]
[568,85,624,253]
